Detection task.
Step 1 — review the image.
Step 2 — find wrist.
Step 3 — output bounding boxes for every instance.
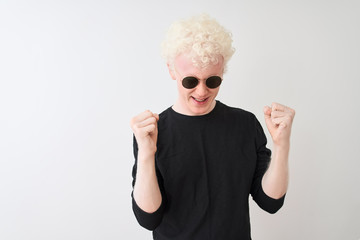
[273,141,290,152]
[271,143,290,165]
[137,144,157,155]
[137,148,156,163]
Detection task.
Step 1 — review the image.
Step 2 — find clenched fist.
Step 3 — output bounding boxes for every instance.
[130,110,159,154]
[263,103,295,147]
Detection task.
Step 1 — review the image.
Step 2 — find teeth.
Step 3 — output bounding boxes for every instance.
[194,98,206,102]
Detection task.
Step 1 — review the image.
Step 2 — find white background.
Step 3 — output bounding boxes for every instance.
[1,0,359,239]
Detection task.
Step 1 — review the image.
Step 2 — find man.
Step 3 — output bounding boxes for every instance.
[130,14,295,239]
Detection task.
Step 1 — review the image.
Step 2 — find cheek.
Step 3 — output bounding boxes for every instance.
[184,89,195,96]
[177,84,192,96]
[210,88,220,95]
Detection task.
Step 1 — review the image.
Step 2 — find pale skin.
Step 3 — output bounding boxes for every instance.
[262,103,295,198]
[130,55,295,213]
[130,110,162,213]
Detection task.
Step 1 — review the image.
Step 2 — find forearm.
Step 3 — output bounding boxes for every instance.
[262,143,289,199]
[133,150,162,213]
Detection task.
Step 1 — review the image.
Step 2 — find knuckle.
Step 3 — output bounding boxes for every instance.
[130,121,137,130]
[273,102,279,107]
[130,116,136,125]
[148,124,156,132]
[150,116,157,123]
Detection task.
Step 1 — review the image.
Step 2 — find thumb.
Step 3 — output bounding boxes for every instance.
[153,113,159,121]
[263,106,273,129]
[263,106,271,119]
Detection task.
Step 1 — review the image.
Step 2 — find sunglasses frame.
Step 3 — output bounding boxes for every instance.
[181,76,223,89]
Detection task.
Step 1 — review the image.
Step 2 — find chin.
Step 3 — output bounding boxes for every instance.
[190,105,212,116]
[188,99,214,115]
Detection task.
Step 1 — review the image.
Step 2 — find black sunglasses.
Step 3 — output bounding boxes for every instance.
[182,76,222,89]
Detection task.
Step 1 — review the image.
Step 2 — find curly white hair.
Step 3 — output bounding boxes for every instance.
[161,14,235,71]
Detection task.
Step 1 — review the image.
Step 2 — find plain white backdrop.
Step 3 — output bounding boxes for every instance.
[1,0,359,239]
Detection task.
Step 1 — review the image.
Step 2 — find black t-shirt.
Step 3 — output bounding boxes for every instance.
[132,101,285,240]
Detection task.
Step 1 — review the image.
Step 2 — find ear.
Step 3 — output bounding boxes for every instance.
[167,63,176,80]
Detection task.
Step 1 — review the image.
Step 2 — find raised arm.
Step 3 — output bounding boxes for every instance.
[130,110,163,229]
[262,103,295,199]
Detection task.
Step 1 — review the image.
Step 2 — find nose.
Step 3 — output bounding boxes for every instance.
[195,80,208,96]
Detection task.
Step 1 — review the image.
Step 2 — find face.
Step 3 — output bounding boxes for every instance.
[169,54,224,116]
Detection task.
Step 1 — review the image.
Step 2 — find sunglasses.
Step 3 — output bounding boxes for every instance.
[182,76,223,89]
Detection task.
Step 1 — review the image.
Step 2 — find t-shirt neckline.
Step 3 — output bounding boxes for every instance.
[169,100,222,119]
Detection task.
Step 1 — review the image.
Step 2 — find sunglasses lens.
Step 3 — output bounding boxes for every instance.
[182,77,199,89]
[206,76,222,88]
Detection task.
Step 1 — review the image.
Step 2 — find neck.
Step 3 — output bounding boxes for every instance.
[172,99,216,116]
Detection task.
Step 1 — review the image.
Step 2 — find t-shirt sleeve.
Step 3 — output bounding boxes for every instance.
[131,136,165,230]
[250,117,285,214]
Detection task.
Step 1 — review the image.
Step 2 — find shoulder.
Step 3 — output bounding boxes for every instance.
[158,106,172,122]
[217,101,257,123]
[156,106,174,132]
[218,102,268,144]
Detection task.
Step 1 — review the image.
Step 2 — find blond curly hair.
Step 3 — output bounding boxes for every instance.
[161,14,235,71]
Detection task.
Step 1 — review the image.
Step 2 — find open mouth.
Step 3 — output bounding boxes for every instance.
[192,97,209,103]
